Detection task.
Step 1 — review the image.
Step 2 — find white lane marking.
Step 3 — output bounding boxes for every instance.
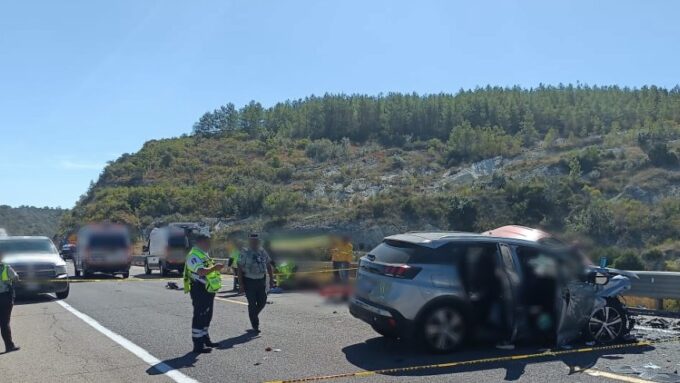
[581,368,655,383]
[215,297,248,306]
[56,300,199,383]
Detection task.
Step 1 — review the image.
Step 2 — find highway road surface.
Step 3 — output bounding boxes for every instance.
[2,263,680,383]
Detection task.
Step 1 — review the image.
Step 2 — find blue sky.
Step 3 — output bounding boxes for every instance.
[1,0,679,208]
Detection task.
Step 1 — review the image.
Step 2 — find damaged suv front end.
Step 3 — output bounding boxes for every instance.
[579,267,637,345]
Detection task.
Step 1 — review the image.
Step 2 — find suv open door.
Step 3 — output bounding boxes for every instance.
[554,252,597,347]
[497,243,521,342]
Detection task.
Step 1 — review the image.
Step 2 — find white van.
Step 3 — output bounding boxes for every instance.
[144,227,189,276]
[74,224,132,278]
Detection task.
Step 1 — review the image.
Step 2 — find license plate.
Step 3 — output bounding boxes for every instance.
[357,277,375,294]
[24,282,39,291]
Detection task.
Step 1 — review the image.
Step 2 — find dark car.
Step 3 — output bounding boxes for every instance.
[60,243,76,260]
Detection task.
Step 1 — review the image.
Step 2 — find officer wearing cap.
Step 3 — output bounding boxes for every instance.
[183,228,224,353]
[237,233,274,333]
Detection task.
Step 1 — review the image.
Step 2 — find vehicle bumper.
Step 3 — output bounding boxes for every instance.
[15,275,69,295]
[349,296,414,337]
[164,261,185,271]
[83,261,131,273]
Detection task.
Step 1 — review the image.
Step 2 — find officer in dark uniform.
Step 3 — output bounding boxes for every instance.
[0,250,20,353]
[237,233,275,333]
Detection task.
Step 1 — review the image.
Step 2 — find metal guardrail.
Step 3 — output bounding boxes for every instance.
[625,271,680,300]
[132,254,679,300]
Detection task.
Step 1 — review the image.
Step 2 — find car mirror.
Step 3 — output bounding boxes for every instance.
[587,271,609,285]
[595,273,610,285]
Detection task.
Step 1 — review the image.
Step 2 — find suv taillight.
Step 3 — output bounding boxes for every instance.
[361,260,421,279]
[383,265,421,279]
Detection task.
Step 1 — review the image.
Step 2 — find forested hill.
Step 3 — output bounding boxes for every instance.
[60,86,680,269]
[0,205,68,238]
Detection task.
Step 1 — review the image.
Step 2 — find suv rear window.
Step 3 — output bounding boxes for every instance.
[168,235,188,248]
[369,240,463,264]
[369,240,501,265]
[89,235,128,249]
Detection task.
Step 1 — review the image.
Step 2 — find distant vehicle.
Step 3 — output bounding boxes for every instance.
[350,231,634,353]
[144,226,189,276]
[74,224,132,278]
[0,228,7,237]
[59,243,77,259]
[0,236,69,299]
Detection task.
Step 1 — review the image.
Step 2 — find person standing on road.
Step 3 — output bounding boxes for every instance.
[183,229,224,353]
[238,233,274,333]
[227,241,241,292]
[0,250,20,353]
[330,235,353,284]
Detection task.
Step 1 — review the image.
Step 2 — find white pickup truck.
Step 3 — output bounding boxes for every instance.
[144,227,189,276]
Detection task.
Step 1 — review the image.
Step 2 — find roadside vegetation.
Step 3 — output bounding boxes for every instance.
[60,85,680,269]
[0,205,68,238]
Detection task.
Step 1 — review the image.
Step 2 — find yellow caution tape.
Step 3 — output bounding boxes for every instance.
[262,338,678,383]
[33,267,359,284]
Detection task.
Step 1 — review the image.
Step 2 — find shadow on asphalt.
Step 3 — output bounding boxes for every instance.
[14,294,56,305]
[145,332,258,376]
[147,353,200,376]
[216,331,258,350]
[130,272,182,280]
[342,337,655,381]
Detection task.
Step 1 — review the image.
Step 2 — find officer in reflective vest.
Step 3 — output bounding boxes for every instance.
[0,251,20,353]
[183,228,223,353]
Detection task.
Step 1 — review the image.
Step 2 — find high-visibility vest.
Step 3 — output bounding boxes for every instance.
[1,264,12,291]
[183,248,222,293]
[229,249,240,267]
[276,261,295,285]
[1,264,10,283]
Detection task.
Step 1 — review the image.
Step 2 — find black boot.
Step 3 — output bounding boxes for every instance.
[192,339,212,354]
[204,335,219,348]
[5,344,20,353]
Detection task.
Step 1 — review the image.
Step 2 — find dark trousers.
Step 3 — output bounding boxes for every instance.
[189,282,215,346]
[243,277,267,329]
[0,292,15,351]
[333,261,350,283]
[233,268,240,291]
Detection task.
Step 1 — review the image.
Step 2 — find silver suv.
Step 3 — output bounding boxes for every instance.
[0,236,70,299]
[350,229,634,353]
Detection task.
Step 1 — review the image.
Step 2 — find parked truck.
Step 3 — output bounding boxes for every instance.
[143,224,199,276]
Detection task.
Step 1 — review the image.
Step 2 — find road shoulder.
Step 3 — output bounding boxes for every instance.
[2,296,173,383]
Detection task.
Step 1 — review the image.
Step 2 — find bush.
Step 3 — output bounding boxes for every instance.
[263,191,305,218]
[646,143,679,167]
[305,139,347,162]
[446,197,477,231]
[447,122,521,164]
[276,167,294,182]
[641,249,665,271]
[613,251,645,270]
